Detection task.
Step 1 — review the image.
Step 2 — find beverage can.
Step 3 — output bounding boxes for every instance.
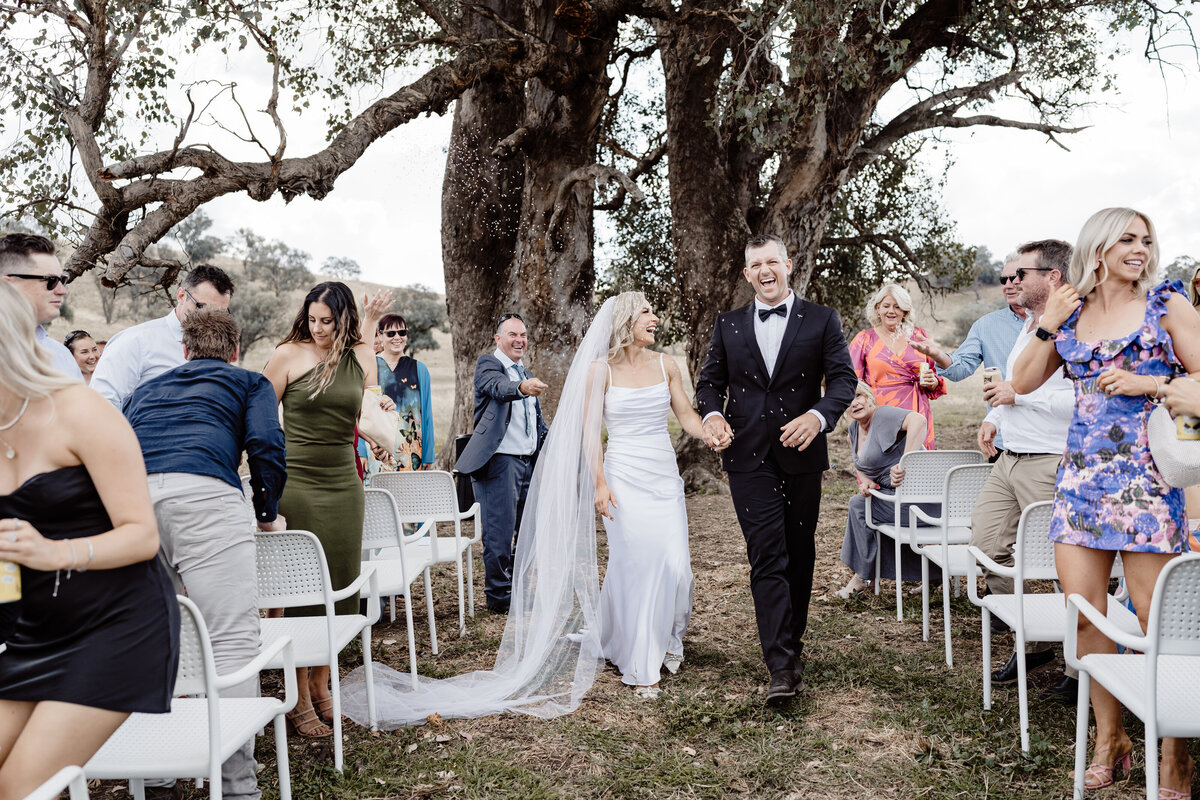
[1177,414,1200,441]
[918,362,932,379]
[982,366,1001,385]
[0,560,20,603]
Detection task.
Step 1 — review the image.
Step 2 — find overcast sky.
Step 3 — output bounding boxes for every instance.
[163,28,1200,292]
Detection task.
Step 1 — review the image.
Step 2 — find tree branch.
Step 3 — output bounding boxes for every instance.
[593,141,665,211]
[549,164,646,237]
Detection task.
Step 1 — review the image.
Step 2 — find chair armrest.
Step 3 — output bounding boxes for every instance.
[867,488,893,502]
[216,635,296,691]
[456,502,481,524]
[332,564,378,604]
[909,506,943,526]
[967,545,1016,578]
[1064,593,1149,670]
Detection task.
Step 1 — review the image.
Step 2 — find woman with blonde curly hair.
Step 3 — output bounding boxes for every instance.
[590,291,715,697]
[848,282,944,449]
[1014,207,1200,796]
[262,280,390,736]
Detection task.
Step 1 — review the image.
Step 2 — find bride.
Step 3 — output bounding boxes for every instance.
[340,292,716,725]
[591,292,710,698]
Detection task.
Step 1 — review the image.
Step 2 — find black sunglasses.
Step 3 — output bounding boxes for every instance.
[999,275,1018,285]
[381,329,408,338]
[8,272,69,290]
[1015,267,1053,281]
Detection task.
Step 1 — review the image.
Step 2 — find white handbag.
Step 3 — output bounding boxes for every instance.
[358,389,400,454]
[1147,401,1200,488]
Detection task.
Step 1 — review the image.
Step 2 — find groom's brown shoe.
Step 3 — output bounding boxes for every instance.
[765,670,799,705]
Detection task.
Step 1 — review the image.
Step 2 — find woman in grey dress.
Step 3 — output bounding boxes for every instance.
[837,382,933,598]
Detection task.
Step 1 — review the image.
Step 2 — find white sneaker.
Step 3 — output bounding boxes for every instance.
[663,653,683,674]
[634,685,663,700]
[836,574,871,599]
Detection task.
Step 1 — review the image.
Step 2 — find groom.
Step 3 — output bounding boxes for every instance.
[696,234,857,704]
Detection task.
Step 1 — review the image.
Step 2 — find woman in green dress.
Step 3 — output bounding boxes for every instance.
[263,281,390,737]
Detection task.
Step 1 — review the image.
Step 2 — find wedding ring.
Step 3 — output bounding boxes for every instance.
[7,532,16,543]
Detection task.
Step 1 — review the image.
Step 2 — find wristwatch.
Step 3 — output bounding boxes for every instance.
[1034,326,1055,341]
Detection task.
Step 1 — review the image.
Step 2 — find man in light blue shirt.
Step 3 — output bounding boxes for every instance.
[0,233,82,380]
[911,254,1027,454]
[456,313,550,614]
[92,264,235,408]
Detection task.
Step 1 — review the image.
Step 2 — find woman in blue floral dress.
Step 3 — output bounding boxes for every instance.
[1014,208,1200,797]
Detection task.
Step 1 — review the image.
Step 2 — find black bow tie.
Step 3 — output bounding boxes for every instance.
[758,304,787,321]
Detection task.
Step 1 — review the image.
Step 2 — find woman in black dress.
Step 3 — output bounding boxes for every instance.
[0,281,178,797]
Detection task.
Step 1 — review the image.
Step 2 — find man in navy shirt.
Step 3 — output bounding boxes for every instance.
[124,307,286,800]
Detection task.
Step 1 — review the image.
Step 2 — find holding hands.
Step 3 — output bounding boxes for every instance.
[703,416,733,451]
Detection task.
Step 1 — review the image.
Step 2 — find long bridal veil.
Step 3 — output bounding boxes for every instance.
[340,298,615,727]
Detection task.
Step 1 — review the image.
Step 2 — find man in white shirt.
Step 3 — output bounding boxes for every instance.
[92,264,235,408]
[0,234,83,380]
[970,239,1075,694]
[455,313,550,614]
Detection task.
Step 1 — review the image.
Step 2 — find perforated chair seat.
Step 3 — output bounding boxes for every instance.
[259,616,372,668]
[916,541,977,574]
[1082,655,1200,737]
[983,593,1142,642]
[88,697,284,777]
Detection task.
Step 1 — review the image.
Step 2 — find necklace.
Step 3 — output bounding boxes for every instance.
[0,397,29,459]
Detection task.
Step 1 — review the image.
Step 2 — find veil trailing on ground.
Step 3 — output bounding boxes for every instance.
[340,298,615,727]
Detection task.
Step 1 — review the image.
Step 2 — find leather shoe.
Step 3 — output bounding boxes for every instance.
[486,602,509,615]
[1037,675,1079,706]
[990,616,1010,635]
[991,648,1055,685]
[765,670,800,705]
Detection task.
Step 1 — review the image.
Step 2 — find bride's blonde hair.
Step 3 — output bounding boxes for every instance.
[0,281,78,400]
[607,291,649,364]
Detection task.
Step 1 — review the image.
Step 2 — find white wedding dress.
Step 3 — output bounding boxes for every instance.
[600,355,693,686]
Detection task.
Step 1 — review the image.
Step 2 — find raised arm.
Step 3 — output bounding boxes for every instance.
[1013,285,1079,394]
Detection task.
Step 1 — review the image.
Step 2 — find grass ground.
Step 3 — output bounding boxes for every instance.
[88,374,1197,800]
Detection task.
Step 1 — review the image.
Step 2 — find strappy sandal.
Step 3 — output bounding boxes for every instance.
[286,706,332,738]
[1085,750,1132,789]
[1159,769,1195,800]
[313,694,336,725]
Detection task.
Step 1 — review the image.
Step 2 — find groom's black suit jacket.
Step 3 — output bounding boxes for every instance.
[695,298,857,473]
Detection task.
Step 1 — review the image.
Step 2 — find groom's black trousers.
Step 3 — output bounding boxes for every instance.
[727,450,823,675]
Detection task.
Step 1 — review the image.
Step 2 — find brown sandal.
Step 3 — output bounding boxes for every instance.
[286,706,332,738]
[313,694,336,725]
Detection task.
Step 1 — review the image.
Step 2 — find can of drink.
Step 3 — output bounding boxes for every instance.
[918,362,932,380]
[1178,414,1200,440]
[0,560,20,603]
[982,366,1001,385]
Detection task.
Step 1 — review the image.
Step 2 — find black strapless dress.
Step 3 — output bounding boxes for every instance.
[0,465,179,713]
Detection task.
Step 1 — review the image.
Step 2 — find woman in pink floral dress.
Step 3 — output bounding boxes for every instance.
[1014,208,1200,797]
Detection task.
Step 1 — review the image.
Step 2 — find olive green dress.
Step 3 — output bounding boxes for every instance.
[280,350,365,616]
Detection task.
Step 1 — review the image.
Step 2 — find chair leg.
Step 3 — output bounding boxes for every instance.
[1017,647,1030,753]
[274,713,292,800]
[921,556,930,642]
[466,545,476,617]
[874,532,882,595]
[404,588,419,689]
[1146,717,1160,799]
[982,611,992,710]
[129,779,146,800]
[942,566,954,668]
[362,626,378,731]
[330,653,344,772]
[424,567,439,655]
[455,551,466,637]
[1073,672,1091,800]
[895,536,903,621]
[389,595,396,624]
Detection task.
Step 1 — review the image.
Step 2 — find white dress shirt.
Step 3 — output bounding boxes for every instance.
[91,309,185,408]
[984,314,1073,454]
[36,325,83,380]
[492,348,537,456]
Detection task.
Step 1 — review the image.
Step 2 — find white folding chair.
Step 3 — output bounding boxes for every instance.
[371,470,482,634]
[362,488,438,685]
[23,766,89,800]
[87,596,296,800]
[1067,553,1200,800]
[867,449,984,621]
[256,530,380,771]
[907,463,993,667]
[967,501,1141,753]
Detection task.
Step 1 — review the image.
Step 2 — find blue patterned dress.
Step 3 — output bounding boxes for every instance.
[1048,280,1189,553]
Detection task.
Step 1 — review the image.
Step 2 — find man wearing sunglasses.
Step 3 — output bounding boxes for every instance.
[92,264,235,409]
[0,233,82,380]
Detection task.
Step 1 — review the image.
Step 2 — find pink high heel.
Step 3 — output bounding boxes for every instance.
[1085,750,1132,789]
[1159,770,1194,800]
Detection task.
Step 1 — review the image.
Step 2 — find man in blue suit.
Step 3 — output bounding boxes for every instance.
[455,313,549,614]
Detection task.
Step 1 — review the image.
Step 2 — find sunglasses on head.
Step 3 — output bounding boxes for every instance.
[1015,267,1053,281]
[63,330,93,348]
[8,272,69,290]
[381,329,408,338]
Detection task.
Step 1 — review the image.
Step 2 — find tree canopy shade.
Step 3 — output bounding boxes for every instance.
[1,0,1194,469]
